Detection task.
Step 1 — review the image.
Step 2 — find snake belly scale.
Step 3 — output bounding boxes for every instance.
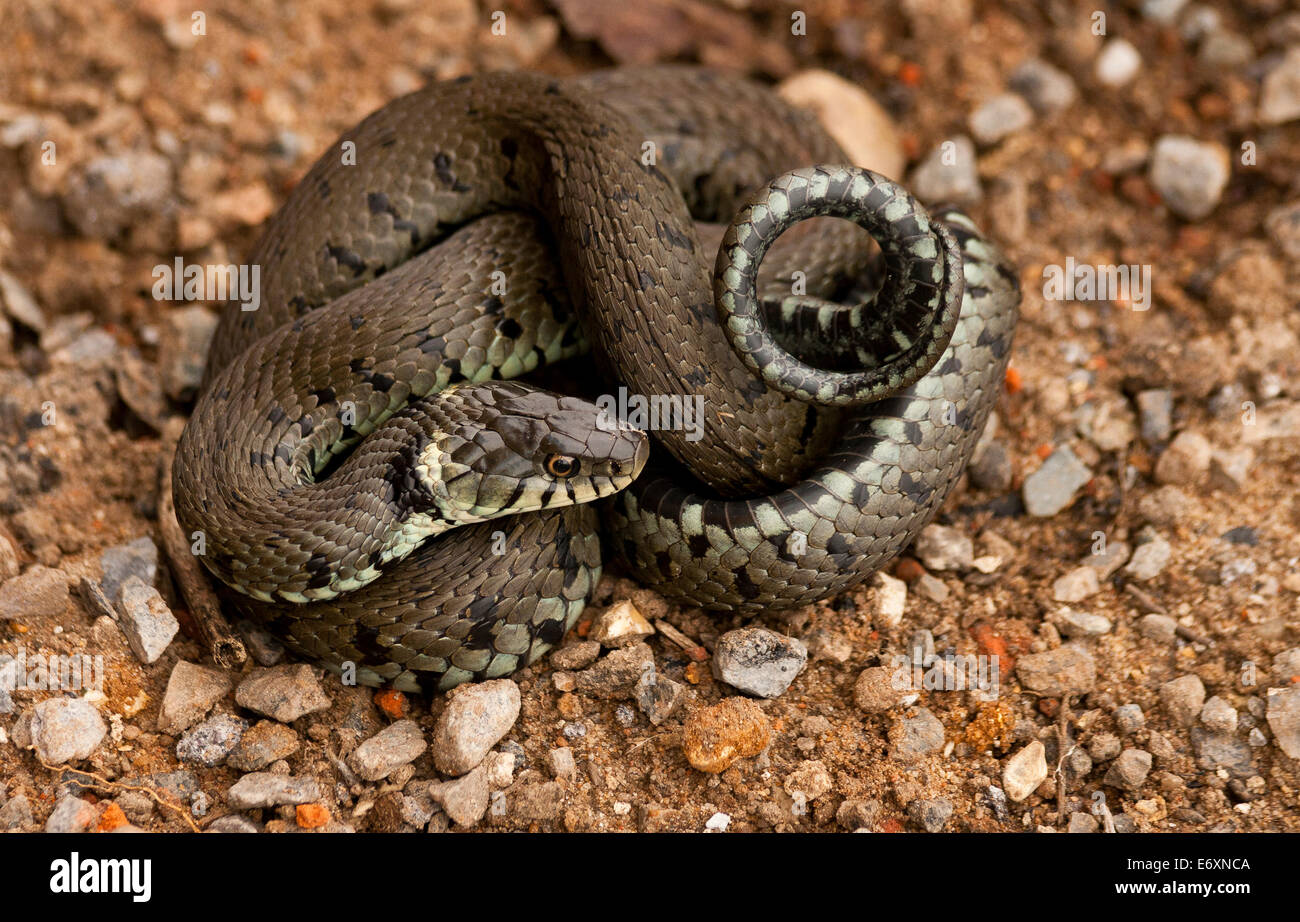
[174,67,1019,692]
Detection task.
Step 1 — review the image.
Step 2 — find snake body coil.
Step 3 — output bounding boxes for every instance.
[175,67,1019,692]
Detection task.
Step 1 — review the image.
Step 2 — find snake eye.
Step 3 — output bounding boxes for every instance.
[544,453,579,478]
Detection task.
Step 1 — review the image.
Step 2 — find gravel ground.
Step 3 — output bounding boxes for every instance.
[0,0,1298,833]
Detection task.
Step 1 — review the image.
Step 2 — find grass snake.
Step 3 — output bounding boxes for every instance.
[173,67,1020,692]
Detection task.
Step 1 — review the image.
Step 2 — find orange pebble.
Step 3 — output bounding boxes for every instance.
[97,802,129,832]
[1004,366,1023,394]
[374,688,409,719]
[898,62,922,86]
[296,804,329,829]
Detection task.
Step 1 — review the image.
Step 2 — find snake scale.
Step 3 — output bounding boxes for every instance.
[174,67,1019,692]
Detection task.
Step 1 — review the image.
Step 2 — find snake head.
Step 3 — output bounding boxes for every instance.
[414,381,649,527]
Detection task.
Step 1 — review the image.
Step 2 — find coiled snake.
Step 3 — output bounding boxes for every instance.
[174,67,1019,692]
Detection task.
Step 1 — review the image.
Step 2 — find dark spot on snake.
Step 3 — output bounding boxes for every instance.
[317,178,330,200]
[291,318,304,333]
[975,325,1002,349]
[216,388,230,401]
[536,618,565,645]
[309,386,336,406]
[393,219,421,244]
[687,533,710,558]
[467,596,495,623]
[368,372,395,393]
[443,357,464,382]
[902,420,925,444]
[453,74,472,84]
[367,192,394,215]
[248,450,267,466]
[289,295,309,316]
[676,120,696,135]
[898,470,933,506]
[561,325,582,348]
[655,220,693,253]
[350,315,365,330]
[826,532,851,556]
[544,82,561,95]
[495,316,523,338]
[349,357,368,375]
[733,568,763,600]
[273,443,292,464]
[937,355,962,376]
[326,244,367,277]
[483,295,505,316]
[267,406,286,426]
[637,271,655,290]
[966,284,991,300]
[433,152,470,193]
[298,415,316,437]
[350,623,392,664]
[799,404,819,446]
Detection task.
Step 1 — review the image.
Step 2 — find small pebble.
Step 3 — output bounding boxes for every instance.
[30,697,107,763]
[635,669,685,725]
[1052,567,1100,603]
[431,764,491,827]
[1115,704,1146,736]
[873,571,907,627]
[549,640,600,671]
[1149,135,1231,220]
[854,665,906,713]
[1265,200,1300,261]
[1126,533,1173,581]
[1008,58,1078,115]
[913,524,974,571]
[116,575,179,664]
[1259,47,1300,126]
[1016,645,1096,695]
[175,713,247,767]
[1160,674,1207,727]
[589,600,654,648]
[909,135,981,204]
[712,627,807,699]
[432,679,521,776]
[907,797,953,832]
[226,773,321,810]
[1155,430,1211,484]
[45,795,98,833]
[1052,606,1112,638]
[99,537,158,602]
[1003,740,1048,802]
[968,93,1034,145]
[348,719,428,781]
[158,661,233,734]
[1068,811,1099,833]
[1136,390,1173,444]
[1023,446,1092,517]
[1095,39,1142,86]
[1265,687,1300,758]
[227,719,300,772]
[1200,696,1238,735]
[682,697,771,773]
[891,707,945,761]
[234,664,331,723]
